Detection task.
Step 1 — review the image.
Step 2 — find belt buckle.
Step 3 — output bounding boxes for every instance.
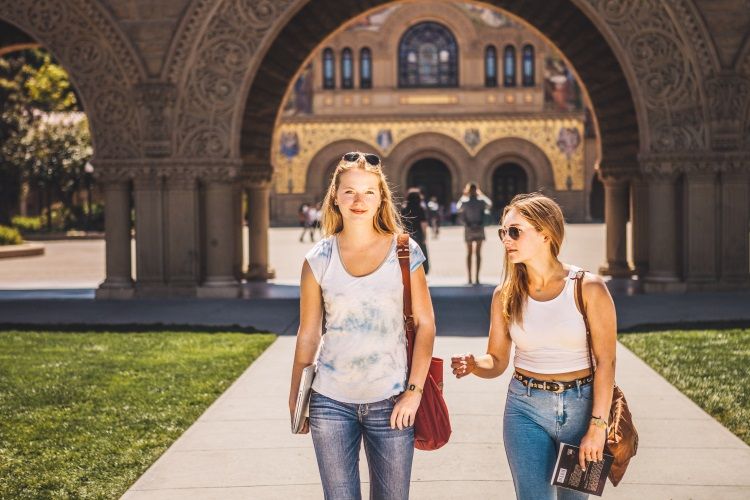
[549,381,565,393]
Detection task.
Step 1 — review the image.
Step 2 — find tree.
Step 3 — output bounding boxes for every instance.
[0,49,80,225]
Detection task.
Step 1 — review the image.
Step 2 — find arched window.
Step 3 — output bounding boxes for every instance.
[522,44,535,87]
[485,45,497,87]
[360,47,372,89]
[341,48,353,89]
[398,21,458,88]
[503,45,516,87]
[322,48,335,89]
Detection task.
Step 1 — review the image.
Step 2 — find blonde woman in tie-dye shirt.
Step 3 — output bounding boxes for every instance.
[289,152,436,500]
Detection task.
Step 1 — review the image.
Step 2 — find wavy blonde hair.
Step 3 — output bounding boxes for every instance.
[500,192,565,327]
[320,152,403,236]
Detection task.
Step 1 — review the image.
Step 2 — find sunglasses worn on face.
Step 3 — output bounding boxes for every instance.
[342,152,381,166]
[498,226,523,241]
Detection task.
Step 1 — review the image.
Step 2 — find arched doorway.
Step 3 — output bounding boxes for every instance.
[492,163,528,219]
[406,158,452,207]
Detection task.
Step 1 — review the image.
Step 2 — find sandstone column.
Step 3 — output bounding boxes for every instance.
[132,169,166,295]
[164,169,200,296]
[720,163,750,284]
[643,162,683,292]
[598,171,631,277]
[96,171,134,299]
[684,165,718,285]
[246,177,276,281]
[198,168,240,298]
[630,175,649,277]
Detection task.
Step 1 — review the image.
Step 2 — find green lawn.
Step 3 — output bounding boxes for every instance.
[0,330,276,499]
[619,328,750,446]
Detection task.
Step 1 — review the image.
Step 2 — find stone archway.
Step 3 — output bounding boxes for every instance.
[491,163,528,219]
[406,158,453,208]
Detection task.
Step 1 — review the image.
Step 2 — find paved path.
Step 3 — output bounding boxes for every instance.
[121,335,750,499]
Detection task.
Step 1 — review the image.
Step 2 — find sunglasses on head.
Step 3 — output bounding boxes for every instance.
[342,152,381,166]
[498,226,523,241]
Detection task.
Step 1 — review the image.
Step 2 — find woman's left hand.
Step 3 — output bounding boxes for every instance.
[578,424,607,469]
[390,390,422,430]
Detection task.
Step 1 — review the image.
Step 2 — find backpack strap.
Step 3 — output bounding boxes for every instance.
[573,269,596,377]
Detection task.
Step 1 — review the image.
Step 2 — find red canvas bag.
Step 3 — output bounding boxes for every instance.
[397,234,451,451]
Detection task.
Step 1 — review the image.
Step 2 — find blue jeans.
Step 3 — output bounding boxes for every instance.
[309,390,414,500]
[503,377,593,500]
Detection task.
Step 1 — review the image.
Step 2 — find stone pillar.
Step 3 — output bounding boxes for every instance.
[684,167,718,285]
[598,172,631,277]
[643,164,684,292]
[198,175,240,298]
[246,179,276,280]
[720,167,750,284]
[630,176,649,277]
[132,171,166,293]
[96,176,134,299]
[164,170,200,295]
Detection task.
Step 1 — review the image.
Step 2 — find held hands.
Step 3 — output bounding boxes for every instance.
[578,423,607,469]
[450,353,477,378]
[390,390,421,430]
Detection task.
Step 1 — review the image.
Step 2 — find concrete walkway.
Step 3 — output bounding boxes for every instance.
[120,334,750,499]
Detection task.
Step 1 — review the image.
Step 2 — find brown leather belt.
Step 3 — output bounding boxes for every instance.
[513,371,593,393]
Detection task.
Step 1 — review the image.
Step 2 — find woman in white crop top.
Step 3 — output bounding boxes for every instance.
[450,193,617,500]
[289,151,436,500]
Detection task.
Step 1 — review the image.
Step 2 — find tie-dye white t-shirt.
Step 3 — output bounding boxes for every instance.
[305,234,426,404]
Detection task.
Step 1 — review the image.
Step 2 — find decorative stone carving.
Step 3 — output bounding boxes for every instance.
[136,83,177,157]
[0,0,145,160]
[705,75,750,151]
[586,0,709,152]
[173,0,296,158]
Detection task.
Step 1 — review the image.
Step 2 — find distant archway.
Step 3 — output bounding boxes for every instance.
[406,158,453,208]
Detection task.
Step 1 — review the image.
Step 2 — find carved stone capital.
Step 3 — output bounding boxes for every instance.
[596,163,636,184]
[136,82,177,158]
[705,74,750,151]
[165,167,200,190]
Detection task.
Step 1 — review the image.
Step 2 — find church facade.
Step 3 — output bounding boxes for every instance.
[271,3,600,225]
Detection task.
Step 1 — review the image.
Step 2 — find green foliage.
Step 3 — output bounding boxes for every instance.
[0,225,23,245]
[620,328,750,445]
[0,49,84,225]
[0,330,276,499]
[10,215,42,232]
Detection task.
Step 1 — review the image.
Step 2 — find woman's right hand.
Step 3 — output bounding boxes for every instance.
[289,401,310,434]
[450,353,477,378]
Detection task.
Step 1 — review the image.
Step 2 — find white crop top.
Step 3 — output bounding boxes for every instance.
[305,235,426,404]
[509,266,590,374]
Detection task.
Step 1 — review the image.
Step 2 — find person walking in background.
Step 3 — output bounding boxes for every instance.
[298,203,310,242]
[457,182,492,285]
[401,189,430,274]
[449,200,458,225]
[299,202,317,243]
[313,202,323,240]
[451,193,617,500]
[289,151,436,499]
[427,196,441,239]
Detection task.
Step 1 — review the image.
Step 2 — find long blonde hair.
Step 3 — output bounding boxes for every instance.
[320,152,403,236]
[500,193,565,327]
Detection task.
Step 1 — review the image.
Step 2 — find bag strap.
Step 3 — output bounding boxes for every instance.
[573,269,596,377]
[397,234,416,373]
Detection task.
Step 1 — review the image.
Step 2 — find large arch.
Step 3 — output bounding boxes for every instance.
[0,1,146,160]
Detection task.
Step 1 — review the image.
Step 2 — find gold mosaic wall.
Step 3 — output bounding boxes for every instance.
[272,117,585,193]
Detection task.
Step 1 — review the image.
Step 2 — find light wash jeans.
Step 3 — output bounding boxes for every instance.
[309,390,414,500]
[503,377,593,500]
